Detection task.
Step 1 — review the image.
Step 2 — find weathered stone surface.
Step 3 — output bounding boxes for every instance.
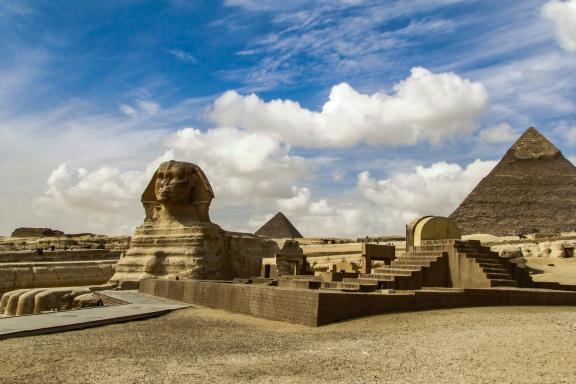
[450,127,576,235]
[72,293,103,308]
[111,160,277,283]
[11,227,64,238]
[0,260,116,295]
[0,287,95,316]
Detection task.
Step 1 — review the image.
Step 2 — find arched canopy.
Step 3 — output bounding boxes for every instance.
[408,216,461,248]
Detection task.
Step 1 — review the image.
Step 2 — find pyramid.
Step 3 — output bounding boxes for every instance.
[449,127,576,236]
[255,212,303,238]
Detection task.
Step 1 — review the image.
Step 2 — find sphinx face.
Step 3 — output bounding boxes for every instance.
[154,162,197,205]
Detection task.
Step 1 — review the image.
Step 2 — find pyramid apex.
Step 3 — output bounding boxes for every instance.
[450,126,576,235]
[255,211,303,238]
[509,126,560,160]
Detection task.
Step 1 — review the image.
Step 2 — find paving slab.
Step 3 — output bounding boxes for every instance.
[0,290,190,340]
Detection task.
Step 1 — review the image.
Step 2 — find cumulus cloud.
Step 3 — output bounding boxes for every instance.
[34,126,310,233]
[209,67,488,148]
[478,123,517,143]
[164,127,310,202]
[33,152,174,234]
[276,187,311,212]
[542,0,576,53]
[265,159,497,237]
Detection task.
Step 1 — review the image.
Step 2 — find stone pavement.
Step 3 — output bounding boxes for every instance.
[0,290,190,340]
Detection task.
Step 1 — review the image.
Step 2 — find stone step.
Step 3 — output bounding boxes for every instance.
[372,267,422,274]
[486,272,513,280]
[390,262,432,267]
[455,244,490,251]
[279,275,323,281]
[373,265,422,273]
[478,262,506,269]
[490,279,517,287]
[345,277,393,285]
[407,251,444,256]
[360,271,413,279]
[321,282,378,292]
[473,257,506,264]
[482,267,509,274]
[393,257,439,263]
[413,245,453,251]
[458,251,498,259]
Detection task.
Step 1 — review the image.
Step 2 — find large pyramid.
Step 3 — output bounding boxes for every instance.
[255,212,303,238]
[449,127,576,235]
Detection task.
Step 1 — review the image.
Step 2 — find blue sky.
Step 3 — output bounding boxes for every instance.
[0,0,575,237]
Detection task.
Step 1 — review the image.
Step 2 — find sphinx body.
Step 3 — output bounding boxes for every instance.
[111,160,277,283]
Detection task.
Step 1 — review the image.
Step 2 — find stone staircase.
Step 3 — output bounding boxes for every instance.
[343,250,448,290]
[342,239,518,290]
[417,239,518,288]
[277,275,378,292]
[276,239,521,292]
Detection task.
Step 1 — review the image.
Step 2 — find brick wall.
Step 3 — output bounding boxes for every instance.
[140,279,319,326]
[140,279,576,326]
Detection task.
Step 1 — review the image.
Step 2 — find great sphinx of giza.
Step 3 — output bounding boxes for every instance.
[111,160,279,284]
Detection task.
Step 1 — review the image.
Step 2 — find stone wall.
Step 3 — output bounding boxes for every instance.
[0,260,116,295]
[140,279,319,326]
[140,279,576,326]
[0,249,121,263]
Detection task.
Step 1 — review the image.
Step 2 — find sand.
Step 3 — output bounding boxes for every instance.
[1,305,576,383]
[527,257,576,284]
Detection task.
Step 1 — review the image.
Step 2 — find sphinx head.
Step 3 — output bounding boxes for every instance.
[142,160,214,223]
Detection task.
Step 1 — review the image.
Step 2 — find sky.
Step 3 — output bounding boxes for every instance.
[0,0,575,237]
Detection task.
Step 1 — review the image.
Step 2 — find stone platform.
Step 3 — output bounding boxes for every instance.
[0,290,190,340]
[140,279,576,326]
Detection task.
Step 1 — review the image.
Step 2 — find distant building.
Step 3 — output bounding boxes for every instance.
[450,127,576,235]
[255,212,303,238]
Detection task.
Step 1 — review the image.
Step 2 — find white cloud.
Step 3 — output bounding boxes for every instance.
[566,131,576,145]
[163,127,311,203]
[263,159,497,237]
[209,67,488,148]
[168,49,197,63]
[542,0,576,53]
[309,199,333,215]
[118,104,137,117]
[223,0,314,11]
[356,160,496,216]
[478,123,517,143]
[276,187,311,212]
[136,100,160,115]
[118,100,161,117]
[33,126,311,234]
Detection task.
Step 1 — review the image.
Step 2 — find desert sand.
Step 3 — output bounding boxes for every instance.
[1,305,575,383]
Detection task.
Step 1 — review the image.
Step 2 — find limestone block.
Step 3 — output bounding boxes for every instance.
[0,261,115,293]
[72,293,103,308]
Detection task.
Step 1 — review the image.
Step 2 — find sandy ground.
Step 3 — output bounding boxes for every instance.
[527,257,576,284]
[1,306,576,384]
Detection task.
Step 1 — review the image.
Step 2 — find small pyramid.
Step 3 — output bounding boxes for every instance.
[449,127,576,235]
[255,212,303,238]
